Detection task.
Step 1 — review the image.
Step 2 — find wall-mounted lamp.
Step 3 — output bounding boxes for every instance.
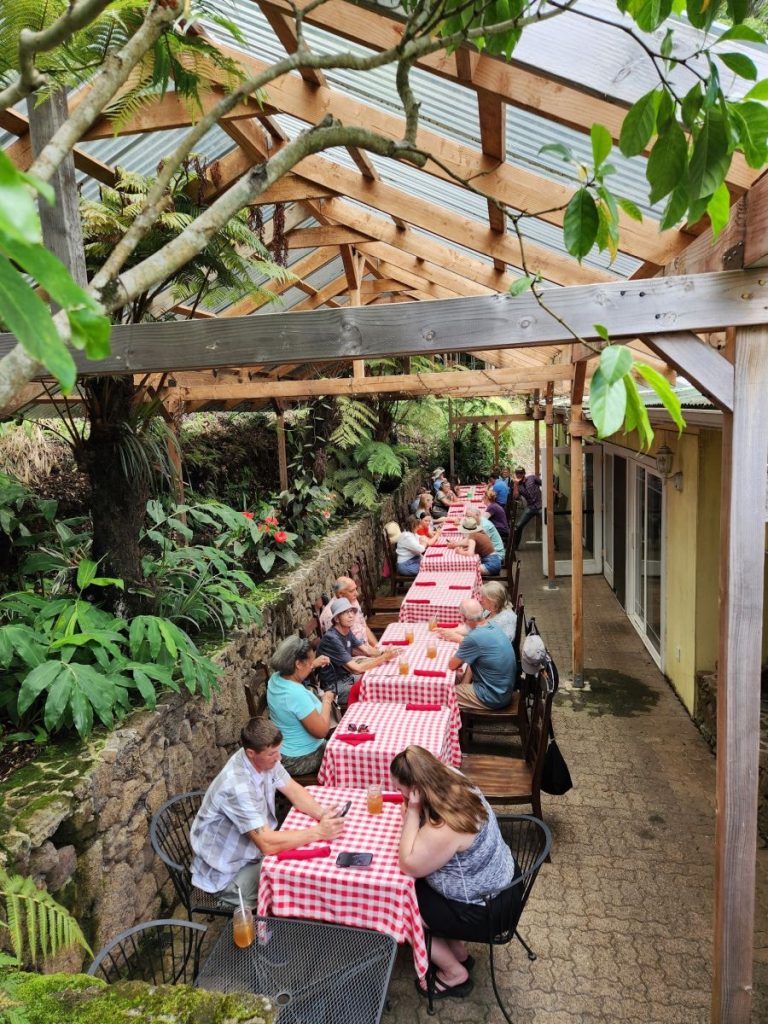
[655,443,683,491]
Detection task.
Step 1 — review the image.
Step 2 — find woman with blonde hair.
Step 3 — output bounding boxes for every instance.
[480,580,518,642]
[390,746,519,1000]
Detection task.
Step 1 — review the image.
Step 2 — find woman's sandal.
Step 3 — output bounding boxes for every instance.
[415,972,474,1001]
[460,954,476,972]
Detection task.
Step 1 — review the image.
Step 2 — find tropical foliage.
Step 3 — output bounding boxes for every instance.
[0,868,90,964]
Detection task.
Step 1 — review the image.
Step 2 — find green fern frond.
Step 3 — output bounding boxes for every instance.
[0,869,90,964]
[329,398,378,449]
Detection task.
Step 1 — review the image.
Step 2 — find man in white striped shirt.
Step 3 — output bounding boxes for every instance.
[190,719,344,908]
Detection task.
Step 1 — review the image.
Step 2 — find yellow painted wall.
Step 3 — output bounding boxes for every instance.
[694,430,721,675]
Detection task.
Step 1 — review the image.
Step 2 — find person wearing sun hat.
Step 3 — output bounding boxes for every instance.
[432,467,447,493]
[447,515,501,576]
[316,597,397,705]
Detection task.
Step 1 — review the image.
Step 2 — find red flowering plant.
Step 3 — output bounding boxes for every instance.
[236,506,300,575]
[276,477,339,546]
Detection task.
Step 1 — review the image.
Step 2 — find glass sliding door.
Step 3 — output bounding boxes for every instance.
[630,464,664,662]
[542,444,603,576]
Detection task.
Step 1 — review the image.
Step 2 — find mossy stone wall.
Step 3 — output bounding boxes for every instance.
[0,474,422,970]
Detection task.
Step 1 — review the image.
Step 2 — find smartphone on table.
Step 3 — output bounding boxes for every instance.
[336,852,373,868]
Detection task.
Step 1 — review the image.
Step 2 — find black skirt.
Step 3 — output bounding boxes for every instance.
[415,864,522,943]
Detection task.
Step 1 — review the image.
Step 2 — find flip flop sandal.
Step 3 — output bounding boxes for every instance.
[415,973,474,1001]
[460,954,476,972]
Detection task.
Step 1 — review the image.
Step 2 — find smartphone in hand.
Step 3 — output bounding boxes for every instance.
[337,800,352,817]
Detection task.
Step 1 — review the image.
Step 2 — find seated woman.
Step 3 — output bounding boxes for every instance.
[483,487,509,541]
[480,580,518,642]
[448,516,501,575]
[433,479,459,514]
[266,636,336,775]
[395,514,439,575]
[391,746,519,1000]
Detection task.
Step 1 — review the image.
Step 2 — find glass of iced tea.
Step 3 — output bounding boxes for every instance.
[398,657,409,675]
[427,617,437,632]
[233,907,254,948]
[404,627,414,644]
[426,640,437,659]
[367,783,383,815]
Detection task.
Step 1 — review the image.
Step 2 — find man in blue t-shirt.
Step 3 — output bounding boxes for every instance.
[491,470,510,507]
[316,598,397,705]
[448,598,517,710]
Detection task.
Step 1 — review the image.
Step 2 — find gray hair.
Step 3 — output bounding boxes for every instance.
[459,598,484,622]
[270,635,312,676]
[481,581,509,614]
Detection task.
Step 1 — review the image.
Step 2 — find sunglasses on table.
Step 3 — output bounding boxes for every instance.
[346,722,369,733]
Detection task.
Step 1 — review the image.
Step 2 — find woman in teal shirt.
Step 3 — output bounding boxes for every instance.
[266,636,336,774]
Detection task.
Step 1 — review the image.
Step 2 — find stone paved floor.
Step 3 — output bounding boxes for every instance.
[385,545,768,1024]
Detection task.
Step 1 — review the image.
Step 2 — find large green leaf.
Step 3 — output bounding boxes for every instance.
[43,671,73,733]
[707,182,731,239]
[17,661,62,715]
[730,102,768,168]
[0,234,101,312]
[647,123,688,203]
[689,112,731,200]
[719,51,757,81]
[589,367,627,438]
[68,306,112,359]
[624,377,654,448]
[619,90,660,157]
[628,0,674,31]
[634,362,686,432]
[0,151,43,244]
[563,189,599,262]
[600,345,633,384]
[0,254,76,389]
[591,123,612,169]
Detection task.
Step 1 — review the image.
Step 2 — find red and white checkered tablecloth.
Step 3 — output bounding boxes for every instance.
[317,701,453,788]
[359,644,461,767]
[422,545,482,577]
[399,570,481,623]
[257,786,429,977]
[379,620,433,644]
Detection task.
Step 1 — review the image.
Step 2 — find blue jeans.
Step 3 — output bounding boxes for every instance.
[514,506,541,546]
[398,556,422,576]
[481,553,501,575]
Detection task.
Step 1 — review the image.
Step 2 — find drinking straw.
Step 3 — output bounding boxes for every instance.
[236,884,246,918]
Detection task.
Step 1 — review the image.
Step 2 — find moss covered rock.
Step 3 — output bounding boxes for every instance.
[2,971,273,1024]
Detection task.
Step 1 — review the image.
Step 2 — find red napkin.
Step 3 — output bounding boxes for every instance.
[414,580,436,586]
[449,585,471,590]
[425,552,443,558]
[336,733,375,744]
[382,792,405,803]
[277,845,331,861]
[413,670,446,678]
[407,599,431,604]
[436,621,459,629]
[381,639,408,646]
[406,702,442,711]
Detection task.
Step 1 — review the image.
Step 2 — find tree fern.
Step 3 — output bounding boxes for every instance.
[329,398,378,449]
[356,439,407,477]
[0,869,90,964]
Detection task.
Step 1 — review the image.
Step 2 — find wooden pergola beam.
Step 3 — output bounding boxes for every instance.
[176,363,576,401]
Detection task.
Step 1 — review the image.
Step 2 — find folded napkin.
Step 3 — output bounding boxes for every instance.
[413,670,446,679]
[449,585,471,590]
[425,551,444,558]
[381,639,408,646]
[414,580,437,586]
[336,733,376,744]
[406,702,442,711]
[277,845,331,862]
[407,599,431,604]
[382,792,405,803]
[436,621,459,629]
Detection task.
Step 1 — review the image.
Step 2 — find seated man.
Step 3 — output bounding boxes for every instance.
[318,576,379,648]
[190,718,345,908]
[316,597,397,705]
[490,468,510,507]
[431,467,446,493]
[448,598,517,710]
[449,515,501,575]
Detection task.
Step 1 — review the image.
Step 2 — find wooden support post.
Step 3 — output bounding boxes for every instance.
[341,245,366,380]
[712,325,767,1024]
[274,402,289,491]
[448,399,456,481]
[533,390,541,541]
[493,419,500,468]
[545,382,556,589]
[28,90,87,288]
[570,362,588,688]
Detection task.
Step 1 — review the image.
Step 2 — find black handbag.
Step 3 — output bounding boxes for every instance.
[541,724,573,796]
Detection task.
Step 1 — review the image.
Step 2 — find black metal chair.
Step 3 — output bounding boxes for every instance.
[425,814,552,1021]
[87,918,207,985]
[149,792,233,919]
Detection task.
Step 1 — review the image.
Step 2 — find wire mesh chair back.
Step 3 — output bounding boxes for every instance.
[149,792,232,918]
[87,919,207,986]
[492,814,552,942]
[243,662,269,719]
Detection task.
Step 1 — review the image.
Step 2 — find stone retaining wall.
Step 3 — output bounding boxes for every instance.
[0,473,423,969]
